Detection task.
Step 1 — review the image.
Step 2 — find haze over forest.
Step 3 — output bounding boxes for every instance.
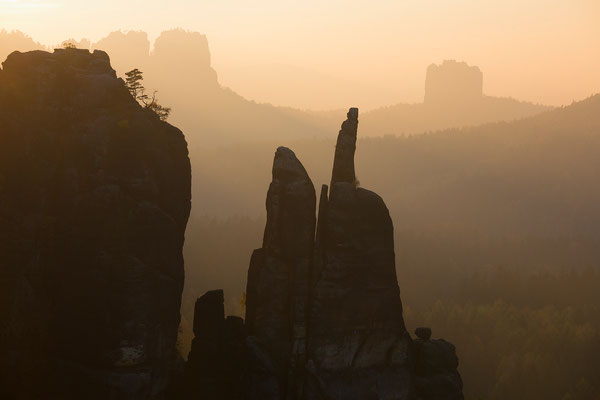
[2,0,599,109]
[2,1,600,399]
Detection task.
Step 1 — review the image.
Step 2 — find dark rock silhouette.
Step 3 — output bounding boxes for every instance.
[306,108,412,399]
[180,108,460,399]
[0,49,191,399]
[0,46,463,399]
[412,330,464,400]
[181,290,246,399]
[330,107,358,184]
[245,146,316,399]
[415,327,433,341]
[189,290,227,374]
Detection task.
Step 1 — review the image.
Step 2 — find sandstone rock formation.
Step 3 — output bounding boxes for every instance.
[305,108,412,399]
[424,60,483,106]
[245,146,316,399]
[412,329,464,400]
[235,108,457,399]
[93,30,151,74]
[181,290,246,399]
[0,48,191,399]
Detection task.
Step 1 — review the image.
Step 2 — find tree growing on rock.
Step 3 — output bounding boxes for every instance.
[124,68,171,121]
[61,40,76,49]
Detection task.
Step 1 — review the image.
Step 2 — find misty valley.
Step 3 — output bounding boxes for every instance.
[1,26,599,400]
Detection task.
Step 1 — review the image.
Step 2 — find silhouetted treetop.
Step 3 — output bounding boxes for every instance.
[124,68,171,121]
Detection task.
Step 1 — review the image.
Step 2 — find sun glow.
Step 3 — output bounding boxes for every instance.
[0,0,598,108]
[0,0,59,12]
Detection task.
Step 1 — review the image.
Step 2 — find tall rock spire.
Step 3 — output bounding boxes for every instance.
[240,109,463,400]
[306,108,412,399]
[331,107,359,185]
[245,147,316,399]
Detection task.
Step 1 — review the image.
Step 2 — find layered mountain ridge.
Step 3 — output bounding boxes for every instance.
[0,29,551,147]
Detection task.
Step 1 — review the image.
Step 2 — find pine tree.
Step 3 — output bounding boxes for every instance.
[124,68,147,103]
[124,69,170,121]
[146,91,172,121]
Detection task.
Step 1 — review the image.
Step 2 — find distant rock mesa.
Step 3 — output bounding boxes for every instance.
[424,60,483,106]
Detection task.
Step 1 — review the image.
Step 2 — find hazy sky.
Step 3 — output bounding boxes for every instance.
[1,0,599,108]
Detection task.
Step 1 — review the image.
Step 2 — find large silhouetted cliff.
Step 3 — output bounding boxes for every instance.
[0,49,191,399]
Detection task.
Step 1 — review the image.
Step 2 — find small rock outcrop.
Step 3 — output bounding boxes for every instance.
[0,49,191,399]
[180,290,246,399]
[415,327,433,341]
[412,329,464,400]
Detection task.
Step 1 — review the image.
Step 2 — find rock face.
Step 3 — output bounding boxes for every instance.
[306,108,412,399]
[245,147,317,399]
[234,109,442,399]
[0,49,191,399]
[412,330,464,400]
[181,290,246,399]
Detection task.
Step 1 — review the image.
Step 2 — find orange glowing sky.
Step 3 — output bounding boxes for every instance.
[1,0,599,109]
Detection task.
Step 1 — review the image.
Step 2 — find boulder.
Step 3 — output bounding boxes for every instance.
[412,334,464,400]
[183,290,246,399]
[415,327,432,341]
